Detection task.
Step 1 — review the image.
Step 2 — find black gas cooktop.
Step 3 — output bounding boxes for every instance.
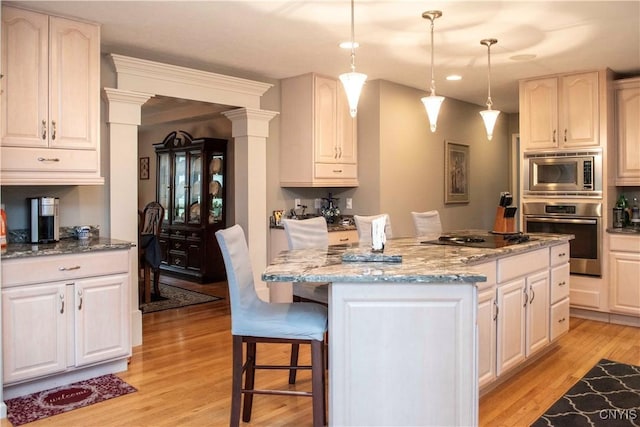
[422,233,534,249]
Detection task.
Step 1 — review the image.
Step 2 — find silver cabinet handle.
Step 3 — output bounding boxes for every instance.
[553,129,556,143]
[42,120,47,140]
[523,287,528,307]
[332,169,343,173]
[60,293,65,314]
[558,317,566,323]
[51,120,57,140]
[493,299,499,321]
[38,157,60,162]
[59,265,81,271]
[77,290,83,310]
[529,286,535,304]
[559,280,567,286]
[564,129,567,142]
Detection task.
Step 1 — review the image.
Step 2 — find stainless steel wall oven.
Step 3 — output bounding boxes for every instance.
[523,202,601,277]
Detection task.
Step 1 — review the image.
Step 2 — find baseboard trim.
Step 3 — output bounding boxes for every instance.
[570,308,640,327]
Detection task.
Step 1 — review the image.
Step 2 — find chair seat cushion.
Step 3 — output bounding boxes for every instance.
[234,300,328,342]
[293,283,329,305]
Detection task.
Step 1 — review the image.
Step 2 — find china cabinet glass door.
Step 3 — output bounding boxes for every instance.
[208,152,224,224]
[173,152,187,224]
[157,152,170,222]
[188,150,201,224]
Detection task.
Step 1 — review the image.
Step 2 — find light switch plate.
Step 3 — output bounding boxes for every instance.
[314,198,322,209]
[346,198,353,209]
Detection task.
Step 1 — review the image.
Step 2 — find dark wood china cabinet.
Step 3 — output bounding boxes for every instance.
[154,130,227,282]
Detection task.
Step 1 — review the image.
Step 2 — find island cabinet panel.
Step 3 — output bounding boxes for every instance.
[329,282,477,427]
[496,247,552,377]
[0,5,102,185]
[1,250,132,388]
[471,261,497,388]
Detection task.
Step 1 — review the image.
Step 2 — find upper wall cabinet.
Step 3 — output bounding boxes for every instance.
[520,71,601,150]
[0,6,102,185]
[613,77,640,185]
[280,73,358,187]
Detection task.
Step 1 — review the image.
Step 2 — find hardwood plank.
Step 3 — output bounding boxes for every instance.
[1,281,638,426]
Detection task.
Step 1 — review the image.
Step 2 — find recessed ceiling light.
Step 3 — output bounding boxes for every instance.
[340,41,359,49]
[446,75,462,81]
[510,54,537,61]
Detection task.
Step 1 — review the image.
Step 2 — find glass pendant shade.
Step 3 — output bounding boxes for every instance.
[421,94,445,132]
[340,71,367,118]
[480,109,500,140]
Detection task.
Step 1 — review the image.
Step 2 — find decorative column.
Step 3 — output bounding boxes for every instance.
[222,108,278,300]
[103,88,153,346]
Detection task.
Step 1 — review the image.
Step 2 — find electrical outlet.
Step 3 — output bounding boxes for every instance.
[314,198,322,209]
[294,198,301,207]
[346,198,353,210]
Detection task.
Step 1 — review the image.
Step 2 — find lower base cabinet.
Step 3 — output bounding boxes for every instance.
[1,250,131,385]
[609,234,640,316]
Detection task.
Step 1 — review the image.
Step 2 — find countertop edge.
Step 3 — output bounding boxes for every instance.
[1,238,135,260]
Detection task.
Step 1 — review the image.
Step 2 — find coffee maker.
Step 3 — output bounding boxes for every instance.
[29,197,60,243]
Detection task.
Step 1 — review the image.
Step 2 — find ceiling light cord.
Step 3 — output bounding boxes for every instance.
[349,0,356,72]
[485,41,493,109]
[429,17,436,96]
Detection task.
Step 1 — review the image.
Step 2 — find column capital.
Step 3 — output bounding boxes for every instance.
[103,88,154,125]
[222,108,279,138]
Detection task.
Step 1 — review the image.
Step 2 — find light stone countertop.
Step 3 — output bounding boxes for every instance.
[1,237,135,260]
[262,231,573,284]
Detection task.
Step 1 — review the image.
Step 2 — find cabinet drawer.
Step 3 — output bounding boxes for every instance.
[1,147,98,173]
[170,239,188,252]
[550,243,570,266]
[329,230,358,245]
[550,263,570,304]
[315,163,357,179]
[498,248,548,283]
[470,261,497,291]
[2,250,130,287]
[550,298,570,341]
[610,234,640,252]
[169,252,187,268]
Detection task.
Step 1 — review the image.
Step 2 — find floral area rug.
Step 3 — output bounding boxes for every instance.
[140,283,222,314]
[532,359,640,427]
[5,374,137,426]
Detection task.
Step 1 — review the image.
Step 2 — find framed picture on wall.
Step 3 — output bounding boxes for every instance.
[139,157,150,180]
[444,141,469,204]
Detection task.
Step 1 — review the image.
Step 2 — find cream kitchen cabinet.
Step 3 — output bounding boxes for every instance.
[472,261,497,389]
[613,77,640,185]
[1,250,131,386]
[280,73,358,187]
[520,71,602,150]
[608,234,640,316]
[550,243,571,340]
[0,6,102,185]
[496,248,550,376]
[327,229,358,245]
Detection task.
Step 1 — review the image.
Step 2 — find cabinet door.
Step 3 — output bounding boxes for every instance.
[2,282,67,383]
[615,80,640,184]
[74,274,130,367]
[560,72,599,148]
[478,287,497,388]
[314,75,339,164]
[48,15,100,150]
[520,78,558,149]
[1,7,49,148]
[157,152,171,223]
[496,278,526,376]
[525,270,550,356]
[173,152,187,224]
[337,89,357,164]
[609,251,640,315]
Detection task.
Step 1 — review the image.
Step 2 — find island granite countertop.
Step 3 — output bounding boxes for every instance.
[262,231,573,284]
[1,238,135,260]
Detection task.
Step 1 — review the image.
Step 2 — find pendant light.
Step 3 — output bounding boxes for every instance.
[339,0,367,118]
[421,10,445,132]
[479,38,500,140]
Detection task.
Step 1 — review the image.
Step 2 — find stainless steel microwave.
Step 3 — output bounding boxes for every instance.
[523,150,602,197]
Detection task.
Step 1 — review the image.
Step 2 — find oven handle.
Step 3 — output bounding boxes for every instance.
[525,216,598,225]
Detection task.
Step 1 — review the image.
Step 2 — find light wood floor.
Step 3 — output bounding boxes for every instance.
[2,278,639,427]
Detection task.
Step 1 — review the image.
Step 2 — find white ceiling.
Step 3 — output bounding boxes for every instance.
[8,1,640,113]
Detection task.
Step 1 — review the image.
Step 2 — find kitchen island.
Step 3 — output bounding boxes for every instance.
[262,231,573,426]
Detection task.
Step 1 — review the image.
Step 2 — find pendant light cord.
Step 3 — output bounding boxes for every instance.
[486,43,493,109]
[429,18,436,96]
[350,0,356,72]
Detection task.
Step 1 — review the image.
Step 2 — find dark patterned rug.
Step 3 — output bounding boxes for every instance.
[5,374,137,426]
[140,283,222,314]
[532,359,640,427]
